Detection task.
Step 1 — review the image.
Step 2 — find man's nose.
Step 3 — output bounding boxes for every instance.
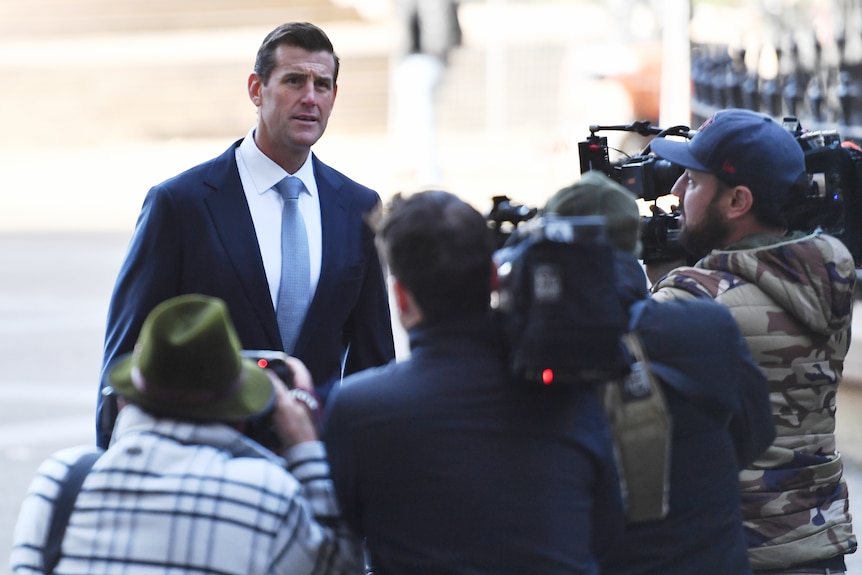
[671,174,686,198]
[298,80,317,102]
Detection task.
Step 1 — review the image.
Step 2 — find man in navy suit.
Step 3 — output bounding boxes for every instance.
[97,22,395,448]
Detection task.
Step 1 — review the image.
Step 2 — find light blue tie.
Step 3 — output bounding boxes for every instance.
[274,176,310,354]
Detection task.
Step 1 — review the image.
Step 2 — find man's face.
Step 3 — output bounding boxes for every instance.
[672,169,731,258]
[249,44,338,166]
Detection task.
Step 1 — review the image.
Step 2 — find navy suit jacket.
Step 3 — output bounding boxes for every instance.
[97,140,395,447]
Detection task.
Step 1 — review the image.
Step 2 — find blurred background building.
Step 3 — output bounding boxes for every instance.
[0,0,674,228]
[689,0,862,132]
[6,0,862,221]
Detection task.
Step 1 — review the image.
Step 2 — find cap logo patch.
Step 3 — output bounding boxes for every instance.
[722,160,736,174]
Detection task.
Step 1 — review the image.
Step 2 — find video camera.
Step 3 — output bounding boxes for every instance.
[487,195,538,249]
[493,215,628,387]
[484,121,690,265]
[577,121,690,265]
[780,118,862,265]
[577,117,862,266]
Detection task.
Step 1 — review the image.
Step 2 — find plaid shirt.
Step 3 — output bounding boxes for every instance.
[10,405,364,574]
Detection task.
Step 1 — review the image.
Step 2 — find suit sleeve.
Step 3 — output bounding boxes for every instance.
[96,185,183,447]
[341,198,395,377]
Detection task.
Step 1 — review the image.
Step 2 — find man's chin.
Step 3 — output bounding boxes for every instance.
[678,231,709,260]
[291,133,323,148]
[294,121,327,140]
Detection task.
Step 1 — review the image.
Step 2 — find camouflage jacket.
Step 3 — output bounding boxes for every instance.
[650,231,857,570]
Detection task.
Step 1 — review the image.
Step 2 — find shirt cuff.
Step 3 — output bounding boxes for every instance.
[282,441,329,479]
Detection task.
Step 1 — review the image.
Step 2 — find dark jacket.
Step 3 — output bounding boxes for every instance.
[325,314,624,575]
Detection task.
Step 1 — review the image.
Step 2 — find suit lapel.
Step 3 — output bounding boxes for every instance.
[203,142,282,348]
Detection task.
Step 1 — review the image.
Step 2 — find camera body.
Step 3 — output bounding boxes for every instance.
[578,125,688,265]
[782,117,862,265]
[240,350,295,452]
[487,195,538,249]
[241,350,295,389]
[493,215,628,387]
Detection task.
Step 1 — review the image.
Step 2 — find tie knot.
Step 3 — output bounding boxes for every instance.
[275,176,304,201]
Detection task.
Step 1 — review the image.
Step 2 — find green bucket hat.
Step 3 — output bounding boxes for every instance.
[108,294,274,422]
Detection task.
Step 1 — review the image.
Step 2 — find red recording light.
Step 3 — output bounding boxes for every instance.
[257,359,269,369]
[542,369,554,385]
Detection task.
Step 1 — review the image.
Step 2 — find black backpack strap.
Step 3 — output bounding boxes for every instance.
[43,450,103,574]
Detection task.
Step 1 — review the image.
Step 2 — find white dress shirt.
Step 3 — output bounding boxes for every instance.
[235,128,322,310]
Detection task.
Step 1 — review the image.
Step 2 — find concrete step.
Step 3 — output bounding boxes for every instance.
[0,22,392,145]
[0,0,362,37]
[0,1,611,147]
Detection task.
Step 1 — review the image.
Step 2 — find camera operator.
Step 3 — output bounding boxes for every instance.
[544,170,775,574]
[648,108,857,574]
[11,294,363,575]
[324,190,625,574]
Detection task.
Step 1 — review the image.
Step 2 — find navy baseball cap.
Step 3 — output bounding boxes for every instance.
[650,108,806,202]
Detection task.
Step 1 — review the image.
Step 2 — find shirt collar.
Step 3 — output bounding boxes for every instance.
[238,128,317,198]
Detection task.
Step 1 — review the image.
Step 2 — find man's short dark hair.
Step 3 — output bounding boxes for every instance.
[254,22,340,85]
[378,191,495,322]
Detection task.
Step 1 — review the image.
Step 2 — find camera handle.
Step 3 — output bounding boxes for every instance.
[587,122,694,158]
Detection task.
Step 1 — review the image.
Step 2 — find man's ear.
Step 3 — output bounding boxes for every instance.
[725,185,755,220]
[393,278,423,330]
[248,72,262,107]
[393,278,410,314]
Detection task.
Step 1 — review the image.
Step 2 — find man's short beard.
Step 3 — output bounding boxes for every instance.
[678,193,731,260]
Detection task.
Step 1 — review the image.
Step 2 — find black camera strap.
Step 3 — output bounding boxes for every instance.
[43,450,103,574]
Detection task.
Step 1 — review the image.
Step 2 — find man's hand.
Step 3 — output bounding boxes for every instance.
[268,358,319,448]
